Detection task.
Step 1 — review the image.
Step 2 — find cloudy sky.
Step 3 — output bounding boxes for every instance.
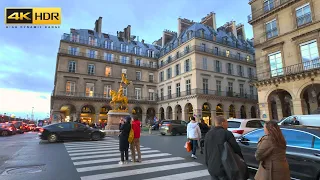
[0,0,253,120]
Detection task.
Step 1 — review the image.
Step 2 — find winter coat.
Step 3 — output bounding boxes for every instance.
[119,121,131,151]
[187,121,201,140]
[255,135,290,180]
[131,120,141,138]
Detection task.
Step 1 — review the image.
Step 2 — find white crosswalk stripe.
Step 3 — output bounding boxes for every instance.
[64,138,211,180]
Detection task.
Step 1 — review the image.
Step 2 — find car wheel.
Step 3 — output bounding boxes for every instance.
[161,133,165,136]
[1,131,8,136]
[91,133,101,141]
[171,129,177,136]
[48,134,58,143]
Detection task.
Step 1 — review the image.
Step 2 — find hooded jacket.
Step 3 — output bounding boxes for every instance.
[187,121,201,140]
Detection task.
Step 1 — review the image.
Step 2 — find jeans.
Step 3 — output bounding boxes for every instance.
[120,150,128,162]
[130,138,141,162]
[190,139,198,155]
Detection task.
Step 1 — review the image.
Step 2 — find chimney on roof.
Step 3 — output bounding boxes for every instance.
[231,21,237,37]
[200,12,217,30]
[141,39,145,44]
[236,24,246,40]
[178,17,195,37]
[162,30,175,47]
[94,17,102,34]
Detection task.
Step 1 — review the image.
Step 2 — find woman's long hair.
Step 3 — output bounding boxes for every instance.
[265,120,287,149]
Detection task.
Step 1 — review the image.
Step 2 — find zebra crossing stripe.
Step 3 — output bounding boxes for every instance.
[76,157,183,172]
[142,169,210,180]
[67,147,120,153]
[69,147,151,156]
[64,140,118,145]
[71,150,160,160]
[64,141,119,147]
[66,145,144,151]
[80,162,202,180]
[74,153,172,166]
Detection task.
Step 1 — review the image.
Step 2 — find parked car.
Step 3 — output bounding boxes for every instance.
[11,121,27,133]
[237,126,320,180]
[159,120,187,136]
[39,122,106,143]
[278,115,320,127]
[0,123,17,136]
[28,124,36,131]
[227,118,265,138]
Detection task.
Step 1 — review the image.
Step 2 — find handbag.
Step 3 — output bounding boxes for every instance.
[128,124,134,143]
[185,141,192,152]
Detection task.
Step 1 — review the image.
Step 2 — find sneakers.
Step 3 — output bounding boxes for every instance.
[119,161,124,165]
[191,154,197,159]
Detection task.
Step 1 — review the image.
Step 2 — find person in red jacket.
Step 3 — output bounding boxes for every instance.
[130,115,141,162]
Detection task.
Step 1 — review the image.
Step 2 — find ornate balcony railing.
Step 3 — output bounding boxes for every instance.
[248,0,295,23]
[257,59,320,81]
[58,49,158,69]
[61,34,160,59]
[158,45,256,69]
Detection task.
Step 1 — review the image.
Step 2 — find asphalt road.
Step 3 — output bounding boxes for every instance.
[0,131,254,180]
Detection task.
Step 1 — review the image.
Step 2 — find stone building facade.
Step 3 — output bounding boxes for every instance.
[248,0,320,120]
[51,13,259,125]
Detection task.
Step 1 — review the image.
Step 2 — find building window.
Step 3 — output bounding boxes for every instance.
[300,40,319,70]
[264,0,274,12]
[103,85,111,98]
[147,50,154,58]
[227,63,233,75]
[123,87,127,96]
[240,84,244,96]
[148,89,154,101]
[149,73,154,82]
[85,83,94,97]
[214,47,219,55]
[216,80,221,93]
[185,59,191,72]
[266,19,278,39]
[149,61,154,68]
[134,47,140,55]
[246,55,250,62]
[136,71,141,81]
[69,47,78,55]
[120,44,128,52]
[160,88,164,100]
[104,53,113,61]
[160,71,164,82]
[135,59,141,66]
[200,43,206,51]
[68,61,76,73]
[176,51,180,58]
[237,65,244,77]
[105,41,113,50]
[250,86,254,95]
[66,81,75,96]
[237,53,241,60]
[228,82,233,93]
[70,33,79,42]
[122,69,127,78]
[105,66,111,77]
[203,79,208,94]
[175,64,180,76]
[88,64,95,75]
[120,56,128,64]
[88,37,97,46]
[268,52,283,77]
[186,79,191,95]
[184,45,190,53]
[167,56,172,63]
[176,83,181,97]
[135,88,141,100]
[167,68,172,79]
[226,50,230,57]
[296,3,312,27]
[160,60,164,67]
[86,49,97,59]
[248,67,253,78]
[215,60,221,72]
[168,86,172,99]
[203,57,208,70]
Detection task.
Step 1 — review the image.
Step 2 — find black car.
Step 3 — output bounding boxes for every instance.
[39,122,106,143]
[237,126,320,180]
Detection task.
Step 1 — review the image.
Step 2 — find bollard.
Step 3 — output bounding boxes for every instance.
[149,126,152,134]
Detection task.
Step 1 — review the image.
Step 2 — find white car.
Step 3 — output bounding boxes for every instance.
[227,118,265,138]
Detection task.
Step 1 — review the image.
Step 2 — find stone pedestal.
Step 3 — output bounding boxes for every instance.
[106,110,130,130]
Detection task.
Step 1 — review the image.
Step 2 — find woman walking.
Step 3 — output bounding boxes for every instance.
[119,116,131,165]
[187,116,201,159]
[255,120,290,180]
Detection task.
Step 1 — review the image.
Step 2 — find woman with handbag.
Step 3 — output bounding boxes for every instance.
[119,116,131,164]
[187,116,201,159]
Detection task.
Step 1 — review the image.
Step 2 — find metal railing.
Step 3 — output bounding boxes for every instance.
[248,0,294,23]
[58,49,158,69]
[61,34,160,59]
[158,45,256,69]
[257,59,320,81]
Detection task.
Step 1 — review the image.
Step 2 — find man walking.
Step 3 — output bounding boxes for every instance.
[204,116,243,180]
[130,115,141,162]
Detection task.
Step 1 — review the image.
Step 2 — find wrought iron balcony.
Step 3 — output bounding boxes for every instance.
[61,34,160,59]
[248,0,295,24]
[256,59,320,81]
[157,88,258,101]
[58,49,158,69]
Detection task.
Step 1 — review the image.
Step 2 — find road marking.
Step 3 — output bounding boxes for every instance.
[69,147,151,157]
[77,157,183,172]
[67,147,120,153]
[74,153,172,166]
[71,150,160,160]
[64,140,118,146]
[142,169,210,180]
[66,145,144,151]
[80,162,202,180]
[64,142,119,148]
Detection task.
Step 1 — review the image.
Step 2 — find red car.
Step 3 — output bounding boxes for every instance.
[0,123,17,136]
[28,124,36,131]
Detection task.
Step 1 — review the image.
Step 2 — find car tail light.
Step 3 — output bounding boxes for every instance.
[9,127,13,131]
[39,128,44,133]
[165,124,171,127]
[232,130,244,134]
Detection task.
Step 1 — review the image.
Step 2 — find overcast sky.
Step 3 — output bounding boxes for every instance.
[0,0,253,120]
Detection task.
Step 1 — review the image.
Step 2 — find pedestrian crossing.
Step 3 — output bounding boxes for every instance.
[64,137,211,180]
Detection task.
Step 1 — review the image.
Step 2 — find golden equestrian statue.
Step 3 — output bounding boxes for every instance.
[109,73,131,110]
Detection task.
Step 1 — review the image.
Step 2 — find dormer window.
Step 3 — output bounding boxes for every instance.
[120,44,129,52]
[88,36,97,46]
[147,50,154,58]
[70,33,79,42]
[223,37,228,44]
[187,31,193,40]
[134,47,141,55]
[200,29,204,38]
[105,41,113,50]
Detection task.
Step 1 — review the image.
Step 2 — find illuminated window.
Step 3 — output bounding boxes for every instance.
[103,85,111,98]
[105,67,111,77]
[66,81,75,96]
[246,55,250,62]
[226,50,230,57]
[85,83,94,97]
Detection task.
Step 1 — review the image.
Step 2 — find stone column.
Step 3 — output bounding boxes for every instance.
[258,102,270,121]
[172,112,177,120]
[292,98,304,115]
[211,110,215,126]
[142,113,147,125]
[95,113,100,124]
[181,110,186,121]
[52,110,61,124]
[276,99,283,120]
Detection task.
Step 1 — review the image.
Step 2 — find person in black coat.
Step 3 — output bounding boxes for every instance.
[119,116,131,164]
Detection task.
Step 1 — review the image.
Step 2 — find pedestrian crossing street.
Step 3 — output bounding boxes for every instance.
[63,137,211,180]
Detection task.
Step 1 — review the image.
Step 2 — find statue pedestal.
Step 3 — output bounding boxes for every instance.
[106,110,130,130]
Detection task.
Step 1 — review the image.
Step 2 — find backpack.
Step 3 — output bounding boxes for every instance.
[128,124,134,143]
